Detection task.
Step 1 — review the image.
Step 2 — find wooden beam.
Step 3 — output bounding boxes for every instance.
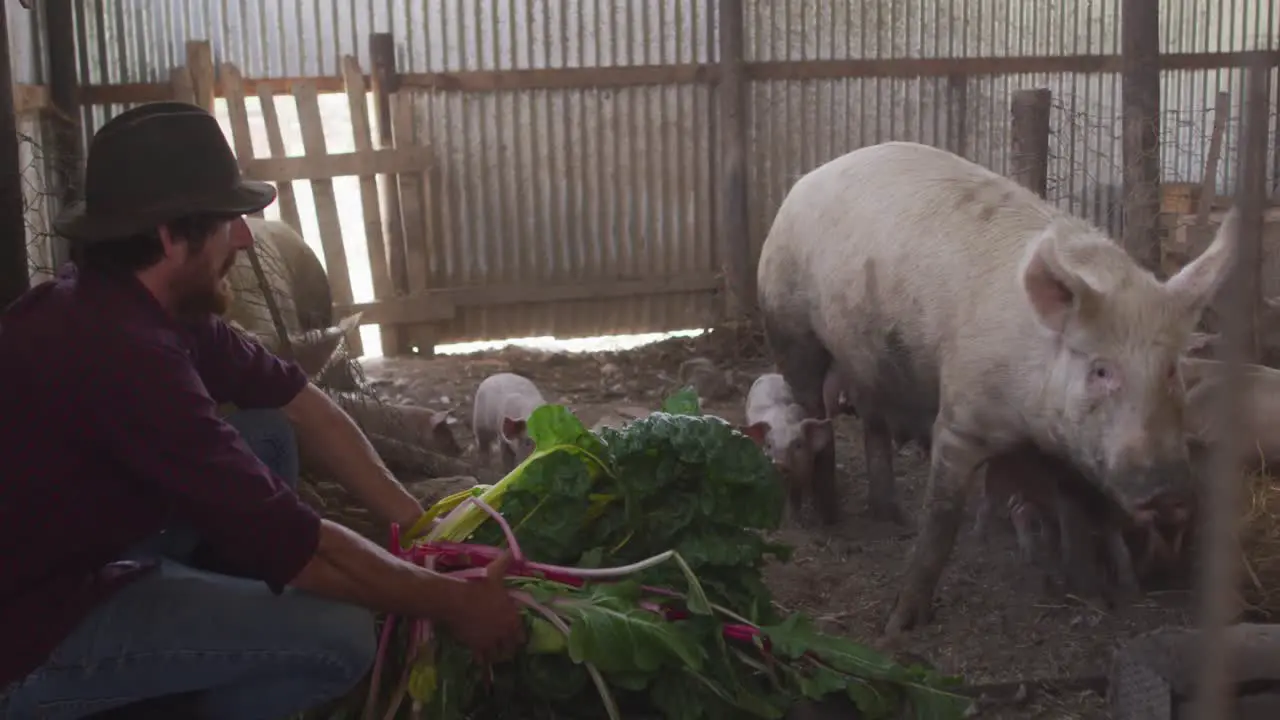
[11,83,47,114]
[334,273,721,327]
[1120,0,1162,272]
[0,0,29,305]
[74,51,1280,106]
[717,0,750,318]
[239,146,432,184]
[1010,88,1052,198]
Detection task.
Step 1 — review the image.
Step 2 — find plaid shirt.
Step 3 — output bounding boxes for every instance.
[0,263,322,687]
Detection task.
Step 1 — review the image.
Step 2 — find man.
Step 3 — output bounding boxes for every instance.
[0,102,525,719]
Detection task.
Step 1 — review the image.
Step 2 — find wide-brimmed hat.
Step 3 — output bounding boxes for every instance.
[53,101,277,244]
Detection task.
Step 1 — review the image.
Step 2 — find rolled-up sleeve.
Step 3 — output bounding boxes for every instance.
[86,331,320,593]
[189,316,309,409]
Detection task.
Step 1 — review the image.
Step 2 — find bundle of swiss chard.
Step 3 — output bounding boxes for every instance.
[362,390,972,720]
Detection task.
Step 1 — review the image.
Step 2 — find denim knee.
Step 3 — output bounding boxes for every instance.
[305,599,378,683]
[224,408,300,488]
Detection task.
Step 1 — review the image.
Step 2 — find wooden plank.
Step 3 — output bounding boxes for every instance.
[717,0,750,317]
[1195,91,1231,227]
[1120,0,1162,272]
[220,64,262,218]
[74,51,1280,106]
[293,79,361,356]
[341,54,400,357]
[0,0,28,307]
[11,83,47,114]
[169,66,194,105]
[185,41,215,113]
[255,83,302,234]
[391,91,429,297]
[334,273,722,327]
[1010,89,1052,197]
[238,146,431,184]
[369,33,409,305]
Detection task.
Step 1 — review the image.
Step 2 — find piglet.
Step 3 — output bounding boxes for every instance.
[472,372,547,472]
[744,373,834,522]
[976,444,1141,606]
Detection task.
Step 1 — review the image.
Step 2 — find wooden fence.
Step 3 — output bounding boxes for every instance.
[13,1,1280,354]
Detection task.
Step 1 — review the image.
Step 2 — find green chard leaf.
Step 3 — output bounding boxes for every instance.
[661,387,703,416]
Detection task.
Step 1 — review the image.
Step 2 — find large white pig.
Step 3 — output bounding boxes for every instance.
[756,141,1237,635]
[1181,356,1280,471]
[222,217,359,389]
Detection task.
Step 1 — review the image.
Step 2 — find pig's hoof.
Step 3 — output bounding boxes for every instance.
[869,500,907,525]
[883,591,932,637]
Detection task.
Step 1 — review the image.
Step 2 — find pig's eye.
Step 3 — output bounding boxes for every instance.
[1087,359,1119,391]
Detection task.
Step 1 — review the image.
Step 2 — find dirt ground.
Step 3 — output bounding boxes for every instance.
[355,331,1196,719]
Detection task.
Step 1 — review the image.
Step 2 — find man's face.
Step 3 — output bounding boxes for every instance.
[165,217,252,320]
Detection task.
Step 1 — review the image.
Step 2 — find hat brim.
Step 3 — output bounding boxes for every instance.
[54,180,278,244]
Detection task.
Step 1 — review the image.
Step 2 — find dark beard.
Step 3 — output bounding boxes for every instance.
[172,264,234,321]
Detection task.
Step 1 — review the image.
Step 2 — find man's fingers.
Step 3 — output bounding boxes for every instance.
[487,551,512,581]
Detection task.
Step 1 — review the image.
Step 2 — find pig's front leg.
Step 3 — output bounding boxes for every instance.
[884,419,983,636]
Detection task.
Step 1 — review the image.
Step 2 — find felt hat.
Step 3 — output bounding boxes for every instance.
[53,101,276,243]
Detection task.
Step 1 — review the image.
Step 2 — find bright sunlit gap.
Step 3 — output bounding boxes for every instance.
[212,96,709,360]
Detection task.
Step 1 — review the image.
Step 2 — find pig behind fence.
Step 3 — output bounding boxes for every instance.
[473,373,547,472]
[756,140,1237,635]
[223,217,360,391]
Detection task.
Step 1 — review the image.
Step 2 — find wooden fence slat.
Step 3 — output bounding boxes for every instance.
[255,83,303,236]
[238,146,432,184]
[341,55,400,357]
[293,79,362,356]
[334,273,721,326]
[169,67,194,105]
[390,91,429,297]
[220,64,262,219]
[185,41,215,113]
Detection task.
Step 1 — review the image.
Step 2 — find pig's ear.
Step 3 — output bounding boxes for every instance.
[740,421,770,446]
[1020,223,1100,334]
[501,416,527,439]
[288,331,343,377]
[1166,206,1237,319]
[1186,332,1219,355]
[801,417,834,451]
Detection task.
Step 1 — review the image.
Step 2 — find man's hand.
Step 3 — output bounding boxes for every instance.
[440,552,528,664]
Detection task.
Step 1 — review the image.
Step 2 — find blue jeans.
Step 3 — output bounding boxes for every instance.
[0,409,376,720]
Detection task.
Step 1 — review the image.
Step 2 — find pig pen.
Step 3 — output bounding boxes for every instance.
[346,327,1241,719]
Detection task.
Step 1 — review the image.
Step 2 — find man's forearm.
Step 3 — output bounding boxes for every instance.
[291,519,463,618]
[285,384,423,527]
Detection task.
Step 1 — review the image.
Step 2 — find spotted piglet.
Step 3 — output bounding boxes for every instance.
[472,372,547,473]
[743,373,835,523]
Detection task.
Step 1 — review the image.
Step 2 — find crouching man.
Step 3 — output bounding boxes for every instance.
[0,101,525,720]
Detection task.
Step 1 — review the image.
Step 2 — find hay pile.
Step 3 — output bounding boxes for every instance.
[1239,468,1280,617]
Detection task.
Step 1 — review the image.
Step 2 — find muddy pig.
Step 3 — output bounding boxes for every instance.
[332,392,463,457]
[744,373,834,522]
[757,141,1237,635]
[472,372,547,472]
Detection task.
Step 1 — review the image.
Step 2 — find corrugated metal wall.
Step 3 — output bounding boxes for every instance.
[64,0,1280,344]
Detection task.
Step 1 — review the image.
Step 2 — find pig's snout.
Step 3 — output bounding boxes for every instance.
[1112,458,1195,523]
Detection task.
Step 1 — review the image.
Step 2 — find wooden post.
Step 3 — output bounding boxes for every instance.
[185,41,216,114]
[1190,57,1272,720]
[716,0,751,318]
[1195,91,1230,227]
[1010,88,1052,198]
[1272,67,1279,201]
[0,0,30,308]
[1120,0,1162,271]
[368,35,410,317]
[43,0,81,270]
[946,74,969,157]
